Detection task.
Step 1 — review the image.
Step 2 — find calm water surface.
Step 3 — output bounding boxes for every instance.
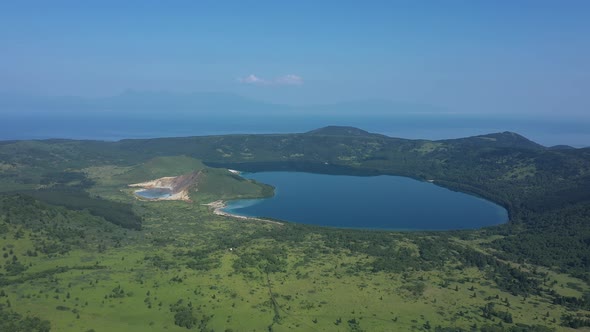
[223,172,508,230]
[135,188,172,199]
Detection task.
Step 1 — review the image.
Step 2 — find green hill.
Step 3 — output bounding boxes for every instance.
[442,131,546,150]
[112,155,206,183]
[305,125,380,137]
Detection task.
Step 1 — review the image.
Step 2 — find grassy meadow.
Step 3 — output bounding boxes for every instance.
[1,154,589,331]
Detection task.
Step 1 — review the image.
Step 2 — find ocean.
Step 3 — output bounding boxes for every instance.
[1,112,588,147]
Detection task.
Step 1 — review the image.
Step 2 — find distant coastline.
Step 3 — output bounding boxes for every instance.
[1,111,588,147]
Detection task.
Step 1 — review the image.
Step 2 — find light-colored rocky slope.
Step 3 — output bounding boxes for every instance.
[129,170,201,201]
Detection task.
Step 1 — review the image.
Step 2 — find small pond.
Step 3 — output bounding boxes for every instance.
[135,188,173,199]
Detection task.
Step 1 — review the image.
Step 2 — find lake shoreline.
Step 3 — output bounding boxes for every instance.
[220,172,508,230]
[204,200,282,225]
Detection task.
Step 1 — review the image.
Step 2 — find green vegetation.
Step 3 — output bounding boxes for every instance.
[0,127,589,331]
[0,303,50,332]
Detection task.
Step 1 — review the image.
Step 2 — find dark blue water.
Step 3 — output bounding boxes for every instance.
[135,188,172,199]
[223,172,508,230]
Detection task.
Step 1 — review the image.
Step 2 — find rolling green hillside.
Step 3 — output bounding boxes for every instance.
[0,127,589,331]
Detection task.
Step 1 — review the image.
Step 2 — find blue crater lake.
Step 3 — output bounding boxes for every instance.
[135,188,173,199]
[223,172,508,230]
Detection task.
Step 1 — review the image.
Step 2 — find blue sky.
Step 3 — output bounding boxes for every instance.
[0,1,589,116]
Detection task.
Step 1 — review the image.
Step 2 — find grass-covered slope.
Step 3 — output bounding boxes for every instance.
[111,155,206,183]
[103,128,590,279]
[0,127,589,331]
[88,155,273,202]
[196,168,273,201]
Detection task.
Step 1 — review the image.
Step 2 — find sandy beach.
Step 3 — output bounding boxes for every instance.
[204,200,282,225]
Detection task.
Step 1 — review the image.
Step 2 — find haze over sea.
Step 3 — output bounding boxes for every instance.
[1,93,588,147]
[2,2,589,148]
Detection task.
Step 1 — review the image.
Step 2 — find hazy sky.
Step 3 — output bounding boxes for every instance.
[1,1,589,116]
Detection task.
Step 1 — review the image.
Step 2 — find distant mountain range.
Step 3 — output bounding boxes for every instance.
[0,90,446,116]
[0,90,284,114]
